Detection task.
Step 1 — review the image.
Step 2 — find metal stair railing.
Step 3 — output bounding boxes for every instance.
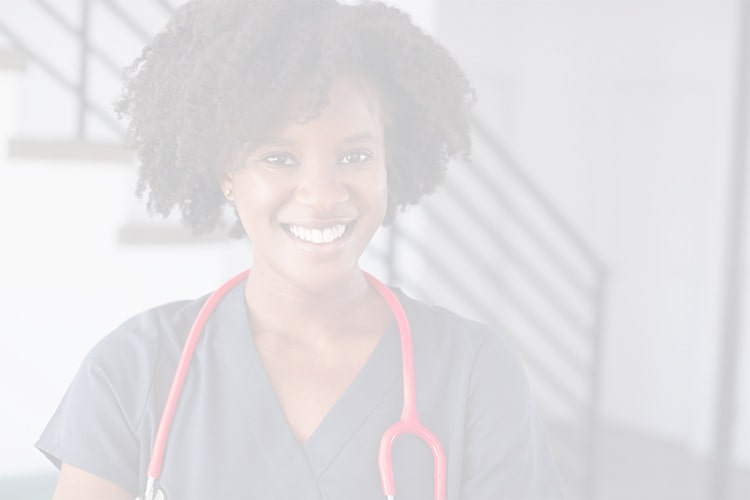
[0,0,178,143]
[389,116,607,499]
[0,2,607,497]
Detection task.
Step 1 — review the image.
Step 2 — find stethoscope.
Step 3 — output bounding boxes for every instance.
[136,269,446,500]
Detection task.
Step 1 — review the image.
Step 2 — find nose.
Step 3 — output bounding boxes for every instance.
[294,161,350,212]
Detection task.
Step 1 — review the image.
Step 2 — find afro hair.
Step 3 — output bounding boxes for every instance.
[116,0,475,235]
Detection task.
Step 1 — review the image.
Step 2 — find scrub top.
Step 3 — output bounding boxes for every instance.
[36,279,564,499]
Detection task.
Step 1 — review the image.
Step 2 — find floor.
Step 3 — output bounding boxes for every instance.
[547,419,750,500]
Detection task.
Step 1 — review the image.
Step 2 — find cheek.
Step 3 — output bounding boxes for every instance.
[232,171,290,222]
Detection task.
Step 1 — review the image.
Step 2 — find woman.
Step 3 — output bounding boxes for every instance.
[37,1,564,498]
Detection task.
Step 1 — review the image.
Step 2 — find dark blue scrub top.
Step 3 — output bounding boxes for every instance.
[37,279,564,499]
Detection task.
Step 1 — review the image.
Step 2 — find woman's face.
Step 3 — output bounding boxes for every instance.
[225,73,388,292]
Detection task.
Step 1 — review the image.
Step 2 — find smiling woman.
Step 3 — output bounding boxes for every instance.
[226,73,388,294]
[35,1,564,499]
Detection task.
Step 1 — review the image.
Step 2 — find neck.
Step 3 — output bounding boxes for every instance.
[244,266,376,341]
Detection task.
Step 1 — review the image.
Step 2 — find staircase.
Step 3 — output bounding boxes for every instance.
[0,2,607,498]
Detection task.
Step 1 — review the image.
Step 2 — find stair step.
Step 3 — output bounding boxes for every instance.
[0,48,26,71]
[6,138,132,163]
[118,222,229,245]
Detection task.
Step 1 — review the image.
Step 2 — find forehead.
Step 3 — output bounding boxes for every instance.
[270,73,385,142]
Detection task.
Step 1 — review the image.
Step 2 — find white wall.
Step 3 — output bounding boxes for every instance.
[437,0,749,469]
[3,0,749,491]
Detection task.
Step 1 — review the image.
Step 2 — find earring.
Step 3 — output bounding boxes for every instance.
[224,188,233,200]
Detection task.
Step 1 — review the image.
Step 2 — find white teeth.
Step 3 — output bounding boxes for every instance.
[286,224,347,244]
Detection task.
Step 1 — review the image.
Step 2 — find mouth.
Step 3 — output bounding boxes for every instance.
[281,222,353,245]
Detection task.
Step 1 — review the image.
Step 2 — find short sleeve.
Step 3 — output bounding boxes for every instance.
[35,339,142,494]
[460,333,565,499]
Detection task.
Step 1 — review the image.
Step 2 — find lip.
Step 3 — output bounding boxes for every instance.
[280,218,355,229]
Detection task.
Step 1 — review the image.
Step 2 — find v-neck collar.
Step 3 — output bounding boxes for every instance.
[302,316,400,477]
[213,277,402,490]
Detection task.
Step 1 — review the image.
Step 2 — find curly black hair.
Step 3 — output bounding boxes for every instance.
[116,0,475,235]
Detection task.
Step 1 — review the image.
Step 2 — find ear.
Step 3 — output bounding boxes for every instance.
[220,173,234,201]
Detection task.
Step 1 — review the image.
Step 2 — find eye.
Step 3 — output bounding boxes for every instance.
[259,152,298,167]
[340,150,373,165]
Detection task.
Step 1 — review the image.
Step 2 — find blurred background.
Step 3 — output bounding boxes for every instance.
[0,0,748,498]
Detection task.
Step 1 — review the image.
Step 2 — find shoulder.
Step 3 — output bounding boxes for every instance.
[391,292,565,497]
[36,285,247,491]
[393,287,515,364]
[71,294,213,427]
[391,288,529,401]
[84,295,208,372]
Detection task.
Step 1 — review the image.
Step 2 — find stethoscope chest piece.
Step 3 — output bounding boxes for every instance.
[134,489,165,500]
[134,478,166,500]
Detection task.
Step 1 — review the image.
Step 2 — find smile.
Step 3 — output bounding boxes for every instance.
[284,223,349,244]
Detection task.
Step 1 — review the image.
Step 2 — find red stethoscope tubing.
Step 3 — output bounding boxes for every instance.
[144,269,446,500]
[364,273,447,500]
